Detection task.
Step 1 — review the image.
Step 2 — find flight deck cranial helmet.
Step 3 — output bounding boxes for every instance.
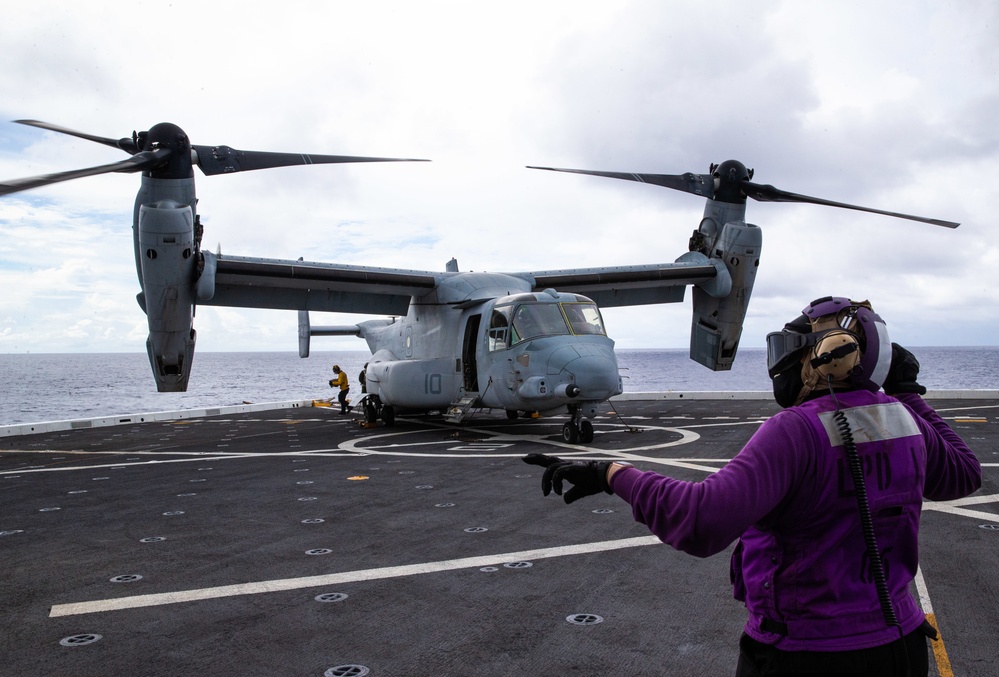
[766,296,891,408]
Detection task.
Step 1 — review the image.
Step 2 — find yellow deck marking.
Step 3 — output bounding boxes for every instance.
[915,567,954,677]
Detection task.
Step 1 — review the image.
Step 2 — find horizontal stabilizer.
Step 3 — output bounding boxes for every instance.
[298,310,361,358]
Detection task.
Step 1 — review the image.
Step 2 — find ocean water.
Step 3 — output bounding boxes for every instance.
[1,347,996,426]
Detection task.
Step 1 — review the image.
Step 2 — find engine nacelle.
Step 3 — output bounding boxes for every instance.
[689,220,762,371]
[137,199,198,392]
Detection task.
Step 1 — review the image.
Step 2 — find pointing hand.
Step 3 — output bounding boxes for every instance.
[522,453,613,504]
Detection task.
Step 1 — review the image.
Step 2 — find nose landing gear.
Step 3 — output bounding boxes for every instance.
[562,405,595,444]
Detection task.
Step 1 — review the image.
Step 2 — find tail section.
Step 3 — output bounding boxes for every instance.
[297,311,361,357]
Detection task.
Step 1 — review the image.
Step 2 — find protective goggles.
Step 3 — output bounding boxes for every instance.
[766,328,816,378]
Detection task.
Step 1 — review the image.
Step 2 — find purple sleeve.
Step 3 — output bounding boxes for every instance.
[895,393,981,500]
[608,411,811,558]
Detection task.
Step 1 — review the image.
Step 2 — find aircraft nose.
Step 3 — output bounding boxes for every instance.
[548,344,621,399]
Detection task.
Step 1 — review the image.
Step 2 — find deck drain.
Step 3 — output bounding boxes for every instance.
[1,530,24,537]
[297,481,314,485]
[416,485,434,490]
[163,511,185,516]
[435,503,456,508]
[302,518,325,524]
[299,497,318,501]
[60,634,102,647]
[306,548,333,556]
[177,493,197,497]
[480,567,499,573]
[140,537,166,543]
[504,561,533,569]
[592,508,615,514]
[68,490,88,494]
[398,471,415,475]
[189,479,206,483]
[325,666,369,677]
[39,507,61,512]
[110,574,143,583]
[315,592,349,603]
[979,524,999,530]
[464,527,488,533]
[92,477,109,481]
[566,613,604,625]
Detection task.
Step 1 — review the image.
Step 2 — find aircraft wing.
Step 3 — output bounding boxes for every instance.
[520,258,720,307]
[199,255,440,315]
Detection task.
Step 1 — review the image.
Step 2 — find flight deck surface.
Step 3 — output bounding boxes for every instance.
[2,396,997,676]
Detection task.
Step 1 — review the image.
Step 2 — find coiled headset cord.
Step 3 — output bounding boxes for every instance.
[829,386,911,674]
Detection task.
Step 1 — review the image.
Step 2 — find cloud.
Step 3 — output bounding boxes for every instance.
[0,0,996,366]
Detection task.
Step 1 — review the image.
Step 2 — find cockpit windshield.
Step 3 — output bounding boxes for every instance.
[561,302,606,336]
[487,300,606,351]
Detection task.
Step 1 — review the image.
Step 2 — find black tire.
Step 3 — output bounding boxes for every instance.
[579,420,594,444]
[506,410,520,420]
[562,422,579,444]
[382,405,396,426]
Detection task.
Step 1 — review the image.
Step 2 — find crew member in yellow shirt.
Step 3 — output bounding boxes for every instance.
[329,364,350,414]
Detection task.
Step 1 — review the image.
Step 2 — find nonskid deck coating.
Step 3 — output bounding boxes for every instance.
[1,397,997,676]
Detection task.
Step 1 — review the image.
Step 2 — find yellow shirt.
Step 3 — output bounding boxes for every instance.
[332,372,349,390]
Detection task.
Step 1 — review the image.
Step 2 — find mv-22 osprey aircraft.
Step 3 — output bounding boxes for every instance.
[1,120,958,443]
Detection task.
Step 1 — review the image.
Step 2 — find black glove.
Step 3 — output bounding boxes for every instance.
[522,453,613,504]
[883,343,927,395]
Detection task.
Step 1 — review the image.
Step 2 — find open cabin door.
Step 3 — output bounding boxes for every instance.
[462,314,481,392]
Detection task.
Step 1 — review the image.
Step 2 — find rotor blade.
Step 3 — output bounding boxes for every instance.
[527,166,715,198]
[0,148,170,197]
[15,119,139,154]
[742,180,959,228]
[192,145,430,176]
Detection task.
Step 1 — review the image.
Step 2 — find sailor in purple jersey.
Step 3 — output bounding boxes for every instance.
[524,297,981,676]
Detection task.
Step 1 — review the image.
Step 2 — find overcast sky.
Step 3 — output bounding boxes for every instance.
[1,0,996,359]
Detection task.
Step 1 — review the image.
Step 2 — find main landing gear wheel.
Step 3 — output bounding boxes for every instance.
[363,398,379,425]
[360,395,395,427]
[381,405,395,426]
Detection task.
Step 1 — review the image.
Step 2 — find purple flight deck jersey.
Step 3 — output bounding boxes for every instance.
[609,390,980,651]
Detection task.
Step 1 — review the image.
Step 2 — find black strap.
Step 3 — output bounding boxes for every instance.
[760,617,789,636]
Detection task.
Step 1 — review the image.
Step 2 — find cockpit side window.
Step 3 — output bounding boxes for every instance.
[561,302,606,336]
[487,305,513,351]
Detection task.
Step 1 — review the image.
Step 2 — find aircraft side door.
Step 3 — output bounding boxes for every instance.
[461,313,481,392]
